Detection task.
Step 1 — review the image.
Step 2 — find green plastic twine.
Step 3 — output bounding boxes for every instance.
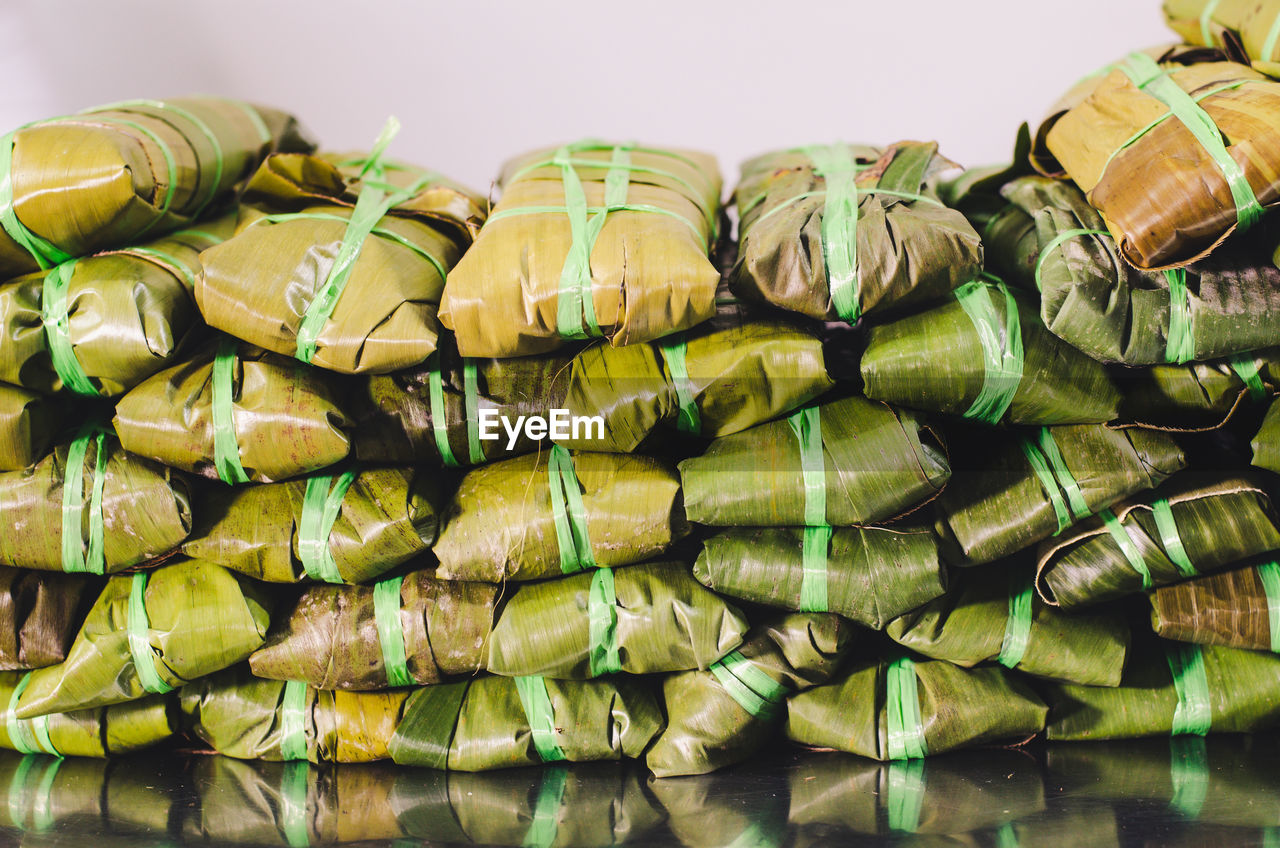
[787,407,827,526]
[997,571,1035,670]
[127,572,174,695]
[1152,498,1197,578]
[211,337,250,484]
[586,567,622,678]
[955,280,1024,425]
[1265,11,1280,62]
[805,143,862,323]
[522,766,568,848]
[1120,52,1265,232]
[1228,354,1268,401]
[1169,736,1209,820]
[1035,428,1090,521]
[462,362,484,464]
[427,357,484,467]
[1166,643,1212,737]
[709,650,788,721]
[0,131,74,270]
[1020,437,1072,533]
[1033,228,1110,292]
[513,675,566,763]
[373,576,413,688]
[1200,0,1222,45]
[1100,508,1153,590]
[547,446,596,574]
[800,525,832,613]
[280,760,311,848]
[5,674,45,755]
[298,469,358,583]
[279,680,309,761]
[658,336,702,434]
[61,427,107,575]
[1164,268,1196,365]
[885,656,928,760]
[1256,561,1280,653]
[886,759,926,834]
[427,354,460,467]
[40,260,98,396]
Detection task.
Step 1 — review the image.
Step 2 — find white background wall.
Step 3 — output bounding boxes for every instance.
[0,0,1173,191]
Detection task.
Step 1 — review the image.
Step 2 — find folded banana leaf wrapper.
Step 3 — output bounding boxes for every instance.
[732,141,982,324]
[12,559,271,718]
[1115,348,1280,430]
[1149,563,1280,652]
[0,384,54,470]
[646,613,850,778]
[1044,640,1280,740]
[995,174,1280,365]
[439,141,723,357]
[886,563,1130,686]
[0,429,191,574]
[0,97,313,279]
[486,561,746,679]
[679,395,950,527]
[861,278,1121,425]
[197,138,485,375]
[0,672,173,757]
[1036,476,1280,609]
[1252,398,1280,473]
[181,666,410,763]
[648,766,790,848]
[693,525,947,626]
[1035,51,1280,270]
[0,566,95,670]
[113,336,353,484]
[391,762,665,847]
[434,449,687,582]
[1165,0,1280,75]
[181,465,439,583]
[388,673,663,772]
[786,654,1048,760]
[249,569,498,690]
[936,423,1185,566]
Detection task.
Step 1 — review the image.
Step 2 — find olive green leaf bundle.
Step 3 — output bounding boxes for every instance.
[886,564,1130,686]
[434,449,687,582]
[1164,0,1280,75]
[485,561,746,679]
[12,559,271,718]
[438,141,723,357]
[936,423,1185,566]
[1115,349,1279,430]
[1036,476,1280,609]
[0,566,95,671]
[0,428,191,574]
[0,671,173,757]
[693,526,947,627]
[732,141,982,324]
[249,570,498,690]
[197,123,484,375]
[113,336,353,484]
[181,666,410,763]
[388,673,663,772]
[785,654,1048,760]
[1252,398,1280,473]
[181,465,439,584]
[679,396,950,527]
[647,767,790,848]
[0,384,53,470]
[1149,563,1280,652]
[1036,53,1280,270]
[860,278,1121,425]
[1044,641,1280,740]
[646,613,851,778]
[0,97,313,279]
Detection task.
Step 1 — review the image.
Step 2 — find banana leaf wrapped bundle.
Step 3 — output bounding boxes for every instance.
[1165,0,1280,75]
[486,561,745,679]
[0,428,191,574]
[936,423,1185,566]
[786,654,1048,760]
[646,613,850,778]
[438,141,723,357]
[1115,349,1279,430]
[434,449,687,582]
[197,122,485,374]
[181,666,409,763]
[0,384,53,470]
[1035,52,1280,270]
[886,564,1130,686]
[1035,476,1280,609]
[0,212,235,399]
[0,672,173,757]
[12,559,271,718]
[388,673,663,771]
[693,525,947,626]
[113,335,353,484]
[678,397,950,527]
[647,766,790,848]
[249,569,498,690]
[861,278,1121,425]
[1253,398,1280,473]
[1044,641,1280,740]
[181,465,439,584]
[732,141,982,324]
[1149,563,1280,652]
[0,97,313,279]
[0,566,95,670]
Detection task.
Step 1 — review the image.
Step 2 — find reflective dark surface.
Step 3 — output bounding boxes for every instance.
[2,736,1280,847]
